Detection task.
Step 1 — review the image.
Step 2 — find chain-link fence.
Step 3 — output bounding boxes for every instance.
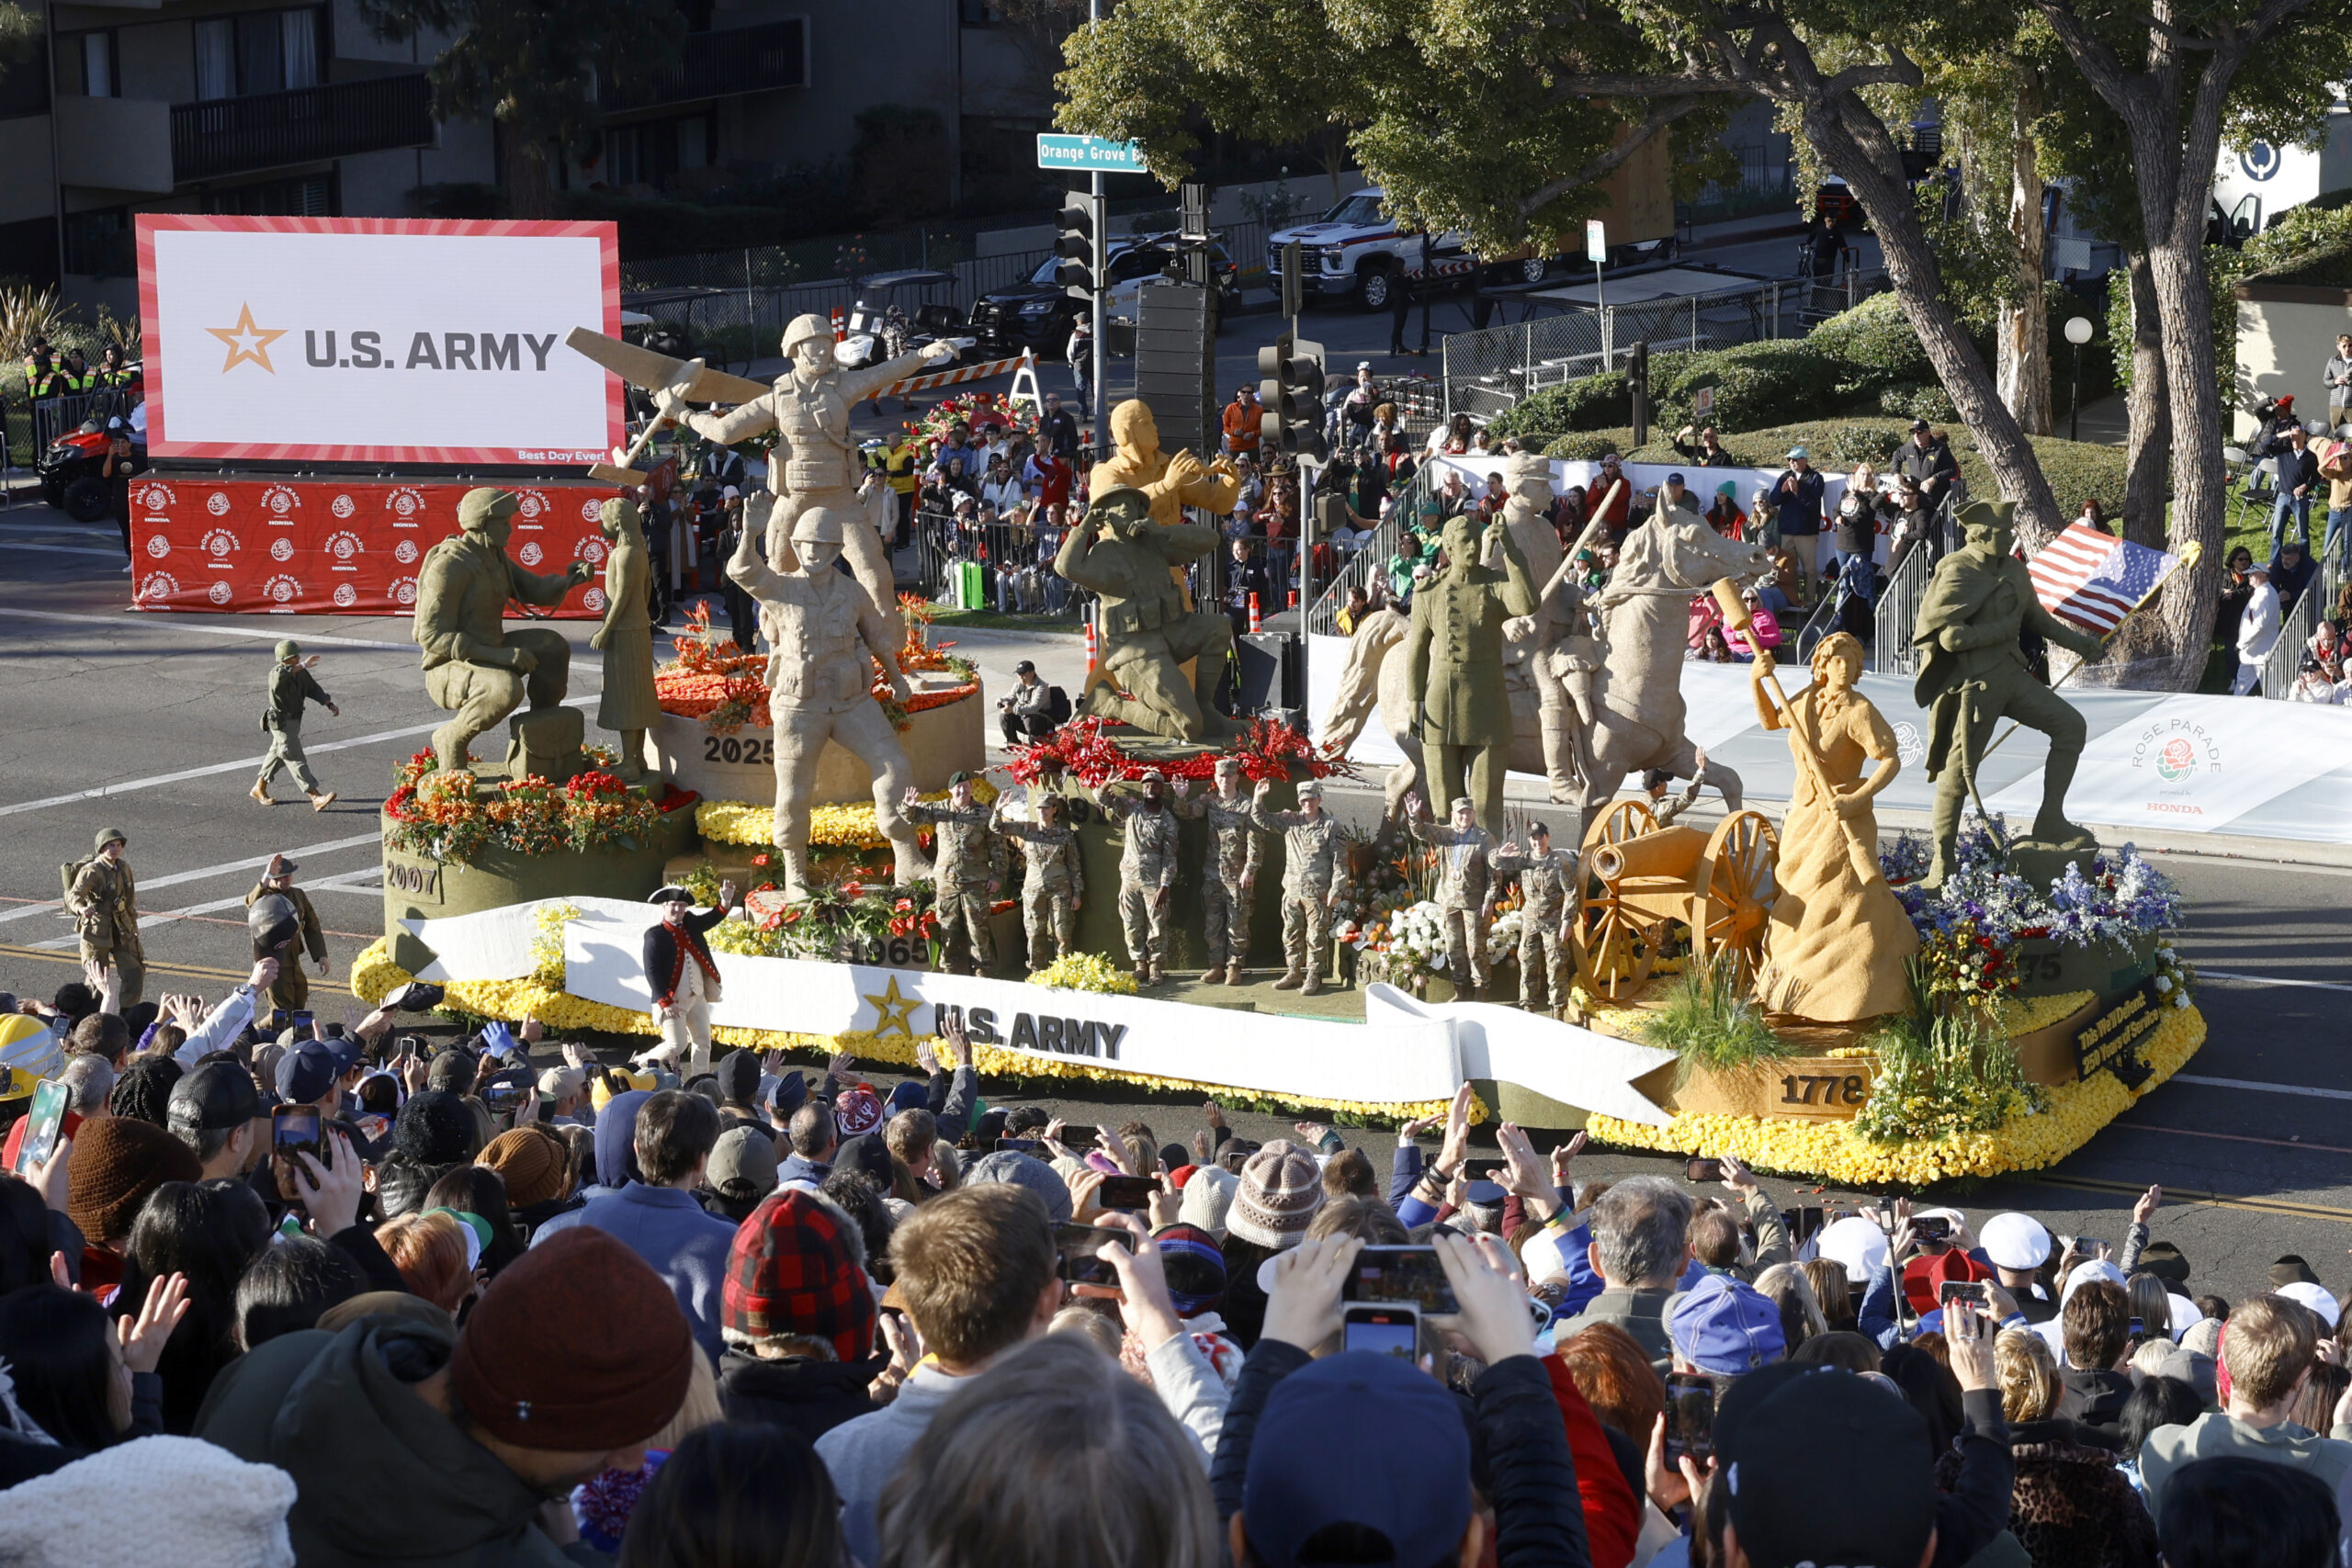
[1442,266,1890,424]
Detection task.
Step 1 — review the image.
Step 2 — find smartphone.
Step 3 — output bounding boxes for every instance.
[2070,1235,2107,1257]
[1341,1303,1421,1359]
[272,1105,322,1207]
[1685,1156,1723,1184]
[1912,1215,1952,1245]
[291,1010,316,1035]
[1093,1174,1157,1212]
[994,1137,1043,1154]
[11,1080,68,1174]
[1053,1222,1135,1286]
[1783,1206,1826,1246]
[484,1080,525,1112]
[1939,1280,1988,1312]
[1462,1158,1504,1185]
[1664,1372,1717,1461]
[1342,1245,1460,1315]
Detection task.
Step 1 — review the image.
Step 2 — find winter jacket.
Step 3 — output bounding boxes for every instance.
[2055,1367,2132,1452]
[816,1362,973,1568]
[717,1348,881,1447]
[196,1317,593,1567]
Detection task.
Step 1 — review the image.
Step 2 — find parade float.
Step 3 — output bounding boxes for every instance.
[353,346,2205,1174]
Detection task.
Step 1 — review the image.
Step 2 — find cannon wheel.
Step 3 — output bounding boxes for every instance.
[1570,800,1664,1003]
[1694,810,1780,991]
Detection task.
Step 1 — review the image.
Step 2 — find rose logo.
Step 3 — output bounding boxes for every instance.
[392,493,420,516]
[331,494,356,518]
[330,535,357,559]
[518,541,544,566]
[206,492,231,516]
[576,537,606,564]
[266,491,293,514]
[269,537,294,561]
[516,491,545,520]
[138,484,172,511]
[391,577,418,606]
[393,539,420,565]
[332,583,358,608]
[207,581,233,605]
[1893,721,1925,768]
[266,576,299,604]
[203,530,236,558]
[139,573,179,602]
[580,499,604,524]
[2154,738,2197,784]
[583,588,607,612]
[143,536,170,558]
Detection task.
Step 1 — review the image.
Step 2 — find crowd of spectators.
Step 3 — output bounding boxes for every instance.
[0,967,2340,1568]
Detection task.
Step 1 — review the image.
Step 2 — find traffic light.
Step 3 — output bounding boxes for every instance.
[1257,331,1328,458]
[1627,338,1650,446]
[1056,192,1102,300]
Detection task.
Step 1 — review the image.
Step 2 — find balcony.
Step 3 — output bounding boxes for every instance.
[171,73,436,185]
[602,19,808,113]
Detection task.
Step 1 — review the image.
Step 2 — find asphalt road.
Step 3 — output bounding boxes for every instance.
[5,512,2350,1308]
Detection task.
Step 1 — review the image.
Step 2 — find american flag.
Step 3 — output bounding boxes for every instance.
[2025,524,2177,634]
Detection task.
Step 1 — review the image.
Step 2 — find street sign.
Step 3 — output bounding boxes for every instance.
[1036,134,1147,172]
[1585,219,1608,265]
[1693,385,1714,418]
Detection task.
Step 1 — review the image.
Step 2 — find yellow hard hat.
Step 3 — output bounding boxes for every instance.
[590,1066,657,1111]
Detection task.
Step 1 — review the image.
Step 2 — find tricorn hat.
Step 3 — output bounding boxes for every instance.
[1954,498,2018,535]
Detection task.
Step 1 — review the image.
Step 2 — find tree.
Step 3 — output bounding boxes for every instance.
[1058,0,2077,546]
[357,0,679,220]
[2031,0,2352,686]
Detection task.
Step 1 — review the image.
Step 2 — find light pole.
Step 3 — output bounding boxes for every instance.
[2064,316,2094,443]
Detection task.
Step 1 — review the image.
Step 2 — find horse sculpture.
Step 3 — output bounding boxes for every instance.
[1325,503,1772,846]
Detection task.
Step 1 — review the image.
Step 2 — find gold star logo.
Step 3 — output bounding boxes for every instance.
[207,303,288,374]
[862,975,923,1039]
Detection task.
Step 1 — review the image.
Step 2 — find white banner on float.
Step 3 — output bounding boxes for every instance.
[1984,694,2349,835]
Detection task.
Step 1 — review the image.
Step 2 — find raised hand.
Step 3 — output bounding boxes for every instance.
[117,1272,191,1376]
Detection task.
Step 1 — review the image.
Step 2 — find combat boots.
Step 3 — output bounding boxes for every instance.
[1201,965,1226,985]
[1132,964,1150,987]
[1223,963,1244,984]
[1301,970,1324,997]
[249,782,274,806]
[1272,969,1304,990]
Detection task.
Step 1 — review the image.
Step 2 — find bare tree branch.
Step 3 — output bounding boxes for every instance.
[1517,96,1705,215]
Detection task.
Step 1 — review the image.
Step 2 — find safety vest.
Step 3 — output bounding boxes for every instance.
[96,365,134,389]
[55,366,93,394]
[23,357,56,399]
[883,441,919,495]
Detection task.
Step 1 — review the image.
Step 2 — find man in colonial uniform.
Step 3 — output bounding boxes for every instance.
[639,880,737,1077]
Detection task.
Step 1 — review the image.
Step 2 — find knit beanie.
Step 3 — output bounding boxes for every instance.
[1177,1165,1239,1239]
[1152,1222,1228,1316]
[450,1227,693,1450]
[1226,1139,1324,1250]
[0,1435,296,1568]
[963,1149,1073,1224]
[476,1126,571,1211]
[66,1115,202,1243]
[714,1049,763,1107]
[394,1089,477,1166]
[721,1190,876,1363]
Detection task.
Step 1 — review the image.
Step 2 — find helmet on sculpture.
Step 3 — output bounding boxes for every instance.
[790,503,851,546]
[781,314,833,360]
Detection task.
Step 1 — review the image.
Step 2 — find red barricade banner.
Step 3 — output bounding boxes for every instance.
[128,476,620,617]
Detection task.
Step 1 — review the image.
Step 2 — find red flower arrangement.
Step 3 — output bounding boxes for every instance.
[1002,716,1355,792]
[653,601,978,732]
[384,750,691,863]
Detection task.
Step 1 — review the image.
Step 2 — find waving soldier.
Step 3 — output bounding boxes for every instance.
[1092,769,1184,987]
[989,791,1085,974]
[904,772,1006,976]
[1180,755,1265,985]
[1250,779,1341,996]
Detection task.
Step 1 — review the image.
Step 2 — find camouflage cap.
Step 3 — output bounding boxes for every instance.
[1450,796,1475,814]
[1213,754,1243,772]
[1138,768,1168,784]
[458,488,520,527]
[1296,779,1325,798]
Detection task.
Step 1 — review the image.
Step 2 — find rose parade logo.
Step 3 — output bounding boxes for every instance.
[208,581,234,605]
[1893,720,1925,769]
[2132,719,2221,784]
[386,488,425,525]
[324,531,364,570]
[518,541,545,566]
[261,486,300,521]
[574,536,606,565]
[269,536,295,562]
[513,490,548,526]
[137,572,179,603]
[206,491,232,516]
[393,538,420,565]
[331,493,356,519]
[143,535,170,559]
[582,587,607,612]
[200,527,241,560]
[262,575,302,604]
[390,576,419,607]
[579,498,604,524]
[2154,739,2198,784]
[332,583,358,608]
[136,481,175,513]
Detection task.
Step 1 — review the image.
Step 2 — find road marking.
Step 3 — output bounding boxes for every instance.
[2196,969,2352,996]
[0,942,253,985]
[2119,1122,2352,1157]
[26,863,386,948]
[2036,1174,2352,1225]
[0,695,597,818]
[0,830,384,925]
[2168,1073,2352,1102]
[7,541,125,558]
[0,605,420,651]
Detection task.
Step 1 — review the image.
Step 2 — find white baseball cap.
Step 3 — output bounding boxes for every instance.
[2061,1258,2129,1305]
[1981,1213,2052,1271]
[1817,1215,1889,1285]
[2278,1280,2342,1328]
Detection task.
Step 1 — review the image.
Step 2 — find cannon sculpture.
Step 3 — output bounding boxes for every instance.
[1569,802,1780,1002]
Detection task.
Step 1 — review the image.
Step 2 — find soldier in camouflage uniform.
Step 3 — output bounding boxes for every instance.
[1250,777,1341,996]
[1180,755,1264,985]
[67,826,143,1010]
[989,791,1085,973]
[902,771,1006,974]
[1091,768,1184,986]
[1491,821,1577,1013]
[1408,794,1501,997]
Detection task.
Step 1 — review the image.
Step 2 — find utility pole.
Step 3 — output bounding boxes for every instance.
[1090,0,1108,460]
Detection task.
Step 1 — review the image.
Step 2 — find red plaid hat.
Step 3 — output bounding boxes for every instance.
[722,1190,876,1364]
[834,1085,885,1139]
